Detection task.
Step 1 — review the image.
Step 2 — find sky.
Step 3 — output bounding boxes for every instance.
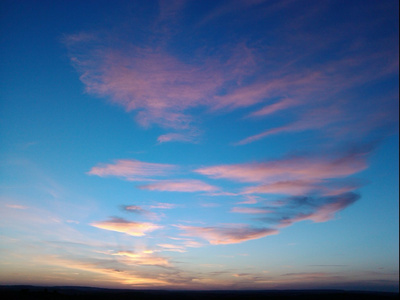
[0,0,399,292]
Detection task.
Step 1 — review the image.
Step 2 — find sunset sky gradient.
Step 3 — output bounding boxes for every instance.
[0,0,399,292]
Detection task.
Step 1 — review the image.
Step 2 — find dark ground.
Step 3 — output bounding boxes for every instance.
[0,286,398,300]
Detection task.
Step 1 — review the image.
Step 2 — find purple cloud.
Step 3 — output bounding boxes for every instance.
[138,179,218,193]
[88,159,176,180]
[178,224,278,245]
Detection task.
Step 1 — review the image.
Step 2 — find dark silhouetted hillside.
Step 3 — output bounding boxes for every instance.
[0,286,398,300]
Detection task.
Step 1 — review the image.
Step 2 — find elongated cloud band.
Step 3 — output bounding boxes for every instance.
[178,225,278,245]
[123,205,159,220]
[231,207,272,214]
[138,179,218,193]
[113,250,170,267]
[91,217,162,236]
[263,192,360,227]
[195,150,368,184]
[88,159,175,179]
[243,179,362,196]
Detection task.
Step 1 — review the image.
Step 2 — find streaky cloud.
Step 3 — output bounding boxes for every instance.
[195,148,369,183]
[138,179,218,193]
[87,159,175,179]
[243,179,362,196]
[48,256,169,286]
[231,207,272,214]
[148,202,177,209]
[246,98,298,118]
[237,195,260,204]
[236,105,343,145]
[157,243,186,253]
[91,217,162,236]
[112,250,170,266]
[5,204,28,210]
[178,224,278,245]
[264,192,360,227]
[157,131,199,144]
[122,205,159,220]
[123,205,146,214]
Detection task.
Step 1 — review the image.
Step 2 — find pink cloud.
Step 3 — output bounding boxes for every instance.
[157,244,186,253]
[91,217,162,236]
[195,150,368,184]
[243,179,361,196]
[5,204,28,210]
[68,33,327,132]
[123,205,159,220]
[244,180,320,195]
[282,272,332,278]
[276,193,360,227]
[231,207,272,214]
[48,257,169,286]
[65,1,397,145]
[124,205,146,213]
[237,105,344,145]
[237,195,260,204]
[301,193,359,223]
[178,224,278,245]
[138,179,218,193]
[148,202,177,209]
[183,240,203,248]
[246,98,297,117]
[112,250,170,266]
[67,43,226,129]
[87,159,175,179]
[157,132,198,144]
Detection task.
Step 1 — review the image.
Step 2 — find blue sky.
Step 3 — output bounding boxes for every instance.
[0,0,398,291]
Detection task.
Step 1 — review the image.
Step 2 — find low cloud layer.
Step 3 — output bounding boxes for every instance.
[112,250,170,267]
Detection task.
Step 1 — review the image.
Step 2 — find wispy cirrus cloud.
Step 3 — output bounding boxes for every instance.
[262,192,360,227]
[157,244,186,253]
[231,207,271,214]
[236,105,344,145]
[178,224,278,245]
[65,38,226,130]
[47,257,169,286]
[246,98,298,118]
[123,205,147,214]
[112,250,170,267]
[138,179,218,193]
[157,131,200,144]
[237,195,260,204]
[87,159,175,180]
[242,179,362,196]
[64,0,397,149]
[5,204,28,210]
[122,205,160,220]
[243,180,322,196]
[195,148,369,184]
[235,52,398,145]
[91,217,162,237]
[282,272,335,278]
[148,202,177,209]
[195,147,365,232]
